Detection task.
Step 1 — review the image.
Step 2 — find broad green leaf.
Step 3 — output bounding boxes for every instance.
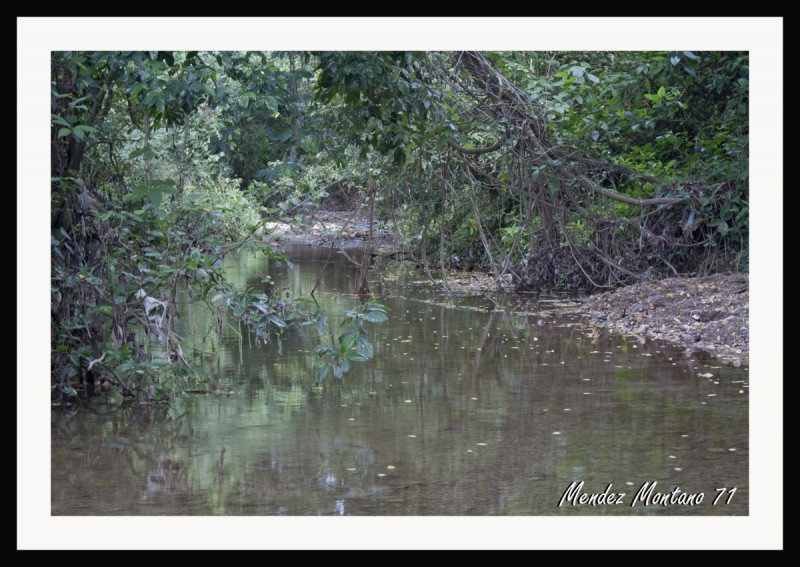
[123,185,149,203]
[130,82,145,98]
[269,314,287,328]
[73,125,99,136]
[362,310,388,323]
[346,352,369,363]
[57,128,72,138]
[51,114,71,127]
[339,333,356,352]
[355,335,374,359]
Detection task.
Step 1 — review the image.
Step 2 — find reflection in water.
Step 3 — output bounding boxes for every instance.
[52,245,748,515]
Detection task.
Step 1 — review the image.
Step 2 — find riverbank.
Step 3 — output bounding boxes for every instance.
[263,209,401,255]
[581,273,749,366]
[264,208,749,365]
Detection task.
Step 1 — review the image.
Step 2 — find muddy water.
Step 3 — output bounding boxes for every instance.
[51,245,748,515]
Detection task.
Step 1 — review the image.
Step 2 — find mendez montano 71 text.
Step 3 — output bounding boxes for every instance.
[558,480,737,508]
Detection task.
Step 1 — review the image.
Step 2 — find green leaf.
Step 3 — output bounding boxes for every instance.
[57,128,72,138]
[587,73,600,84]
[116,361,134,374]
[657,86,666,97]
[269,314,287,328]
[346,352,369,363]
[61,386,78,397]
[51,114,71,127]
[301,137,316,153]
[316,365,330,383]
[339,333,356,352]
[124,186,148,203]
[355,335,374,359]
[130,82,145,99]
[89,305,114,316]
[362,310,388,323]
[73,125,99,136]
[124,179,177,205]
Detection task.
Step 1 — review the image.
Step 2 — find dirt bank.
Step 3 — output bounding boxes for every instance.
[581,273,749,365]
[263,209,401,254]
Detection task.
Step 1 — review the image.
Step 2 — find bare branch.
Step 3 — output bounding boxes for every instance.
[447,137,504,155]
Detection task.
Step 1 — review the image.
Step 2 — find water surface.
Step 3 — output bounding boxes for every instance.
[52,244,748,515]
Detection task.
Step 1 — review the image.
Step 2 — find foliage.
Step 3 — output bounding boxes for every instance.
[311,51,748,286]
[51,51,273,403]
[312,303,389,382]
